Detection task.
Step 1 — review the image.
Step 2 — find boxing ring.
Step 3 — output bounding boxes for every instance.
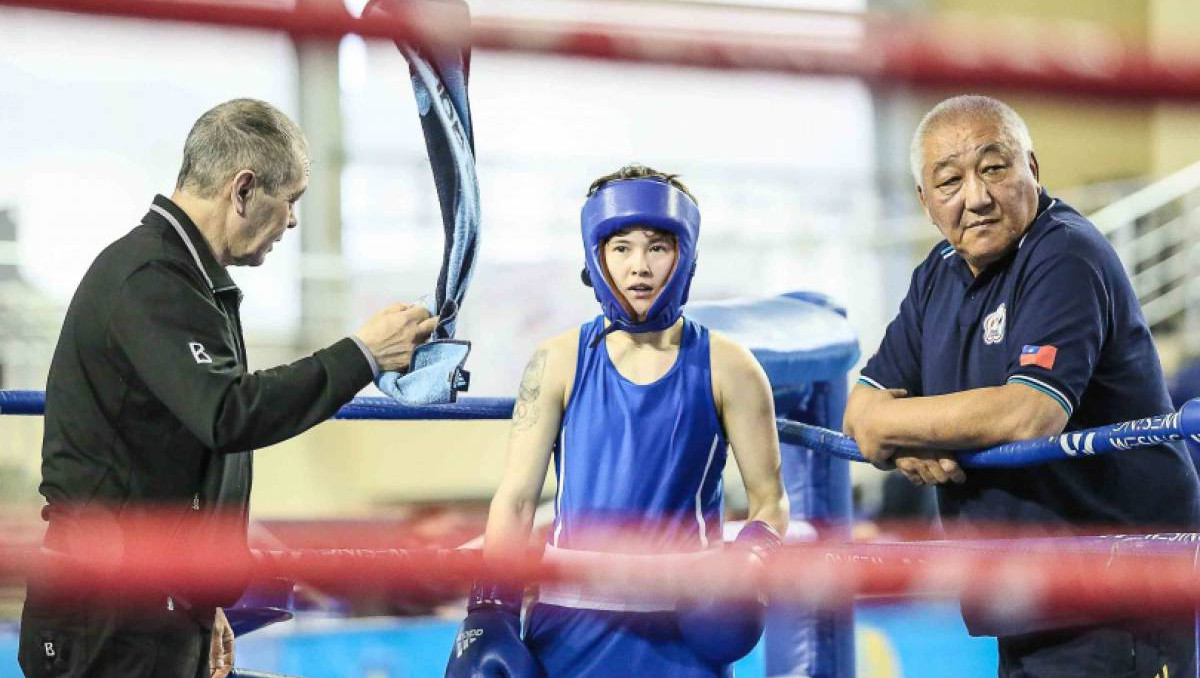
[4,291,1200,677]
[5,0,1200,677]
[0,292,863,677]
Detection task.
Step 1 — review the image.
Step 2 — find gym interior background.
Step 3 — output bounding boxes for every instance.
[0,0,1198,675]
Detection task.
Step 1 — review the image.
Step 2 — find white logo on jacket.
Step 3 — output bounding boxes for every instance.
[455,628,483,657]
[983,303,1006,345]
[189,342,213,364]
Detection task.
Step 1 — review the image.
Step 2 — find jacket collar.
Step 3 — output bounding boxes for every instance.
[146,195,238,294]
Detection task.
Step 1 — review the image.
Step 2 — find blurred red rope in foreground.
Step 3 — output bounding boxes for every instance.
[3,0,1200,100]
[3,515,1199,622]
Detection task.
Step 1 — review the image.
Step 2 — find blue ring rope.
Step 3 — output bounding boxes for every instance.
[0,390,513,421]
[5,390,1197,468]
[777,399,1200,468]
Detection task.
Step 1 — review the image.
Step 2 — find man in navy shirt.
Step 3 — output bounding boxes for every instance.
[844,95,1200,677]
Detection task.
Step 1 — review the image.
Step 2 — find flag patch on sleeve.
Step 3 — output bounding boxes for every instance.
[1019,344,1057,369]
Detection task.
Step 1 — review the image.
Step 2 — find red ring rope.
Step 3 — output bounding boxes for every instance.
[3,0,1200,100]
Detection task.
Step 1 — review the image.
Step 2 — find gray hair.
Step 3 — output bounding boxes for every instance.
[909,95,1034,188]
[176,98,309,199]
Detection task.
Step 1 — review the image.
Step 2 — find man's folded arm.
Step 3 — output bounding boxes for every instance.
[862,384,1069,452]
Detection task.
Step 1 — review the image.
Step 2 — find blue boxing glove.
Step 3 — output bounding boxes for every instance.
[444,579,547,678]
[677,521,782,665]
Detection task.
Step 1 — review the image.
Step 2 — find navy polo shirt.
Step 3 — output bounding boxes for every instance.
[861,191,1200,530]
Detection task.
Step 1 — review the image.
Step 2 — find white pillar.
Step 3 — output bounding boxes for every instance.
[293,13,349,351]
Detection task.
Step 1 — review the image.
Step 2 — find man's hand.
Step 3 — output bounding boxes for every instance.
[893,450,965,486]
[210,607,234,678]
[843,387,907,467]
[355,303,438,372]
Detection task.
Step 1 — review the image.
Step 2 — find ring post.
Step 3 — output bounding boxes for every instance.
[689,291,860,678]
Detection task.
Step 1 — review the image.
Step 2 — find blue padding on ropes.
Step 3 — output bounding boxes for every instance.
[687,292,860,389]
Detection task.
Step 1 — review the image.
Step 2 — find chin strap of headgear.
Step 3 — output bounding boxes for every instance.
[580,178,700,344]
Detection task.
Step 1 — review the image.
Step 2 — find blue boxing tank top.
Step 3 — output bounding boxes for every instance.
[549,315,728,555]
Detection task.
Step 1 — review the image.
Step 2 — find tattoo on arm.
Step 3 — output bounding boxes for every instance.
[512,349,547,434]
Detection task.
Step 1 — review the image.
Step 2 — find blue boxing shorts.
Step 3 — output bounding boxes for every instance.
[525,546,730,678]
[525,604,729,678]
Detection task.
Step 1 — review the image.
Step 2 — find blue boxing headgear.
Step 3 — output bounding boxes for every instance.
[580,178,700,334]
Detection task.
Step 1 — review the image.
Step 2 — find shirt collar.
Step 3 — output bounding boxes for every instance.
[1019,188,1057,250]
[145,195,238,293]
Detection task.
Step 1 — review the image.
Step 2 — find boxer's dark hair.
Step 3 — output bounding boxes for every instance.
[587,164,697,205]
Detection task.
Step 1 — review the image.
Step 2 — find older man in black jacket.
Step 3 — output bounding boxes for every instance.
[19,98,435,678]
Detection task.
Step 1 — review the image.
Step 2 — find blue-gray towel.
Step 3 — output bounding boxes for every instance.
[367,0,478,405]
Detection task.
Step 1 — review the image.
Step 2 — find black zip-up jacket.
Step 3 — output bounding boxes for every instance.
[38,195,373,605]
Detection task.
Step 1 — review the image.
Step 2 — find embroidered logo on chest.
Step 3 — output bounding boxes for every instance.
[982,302,1006,345]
